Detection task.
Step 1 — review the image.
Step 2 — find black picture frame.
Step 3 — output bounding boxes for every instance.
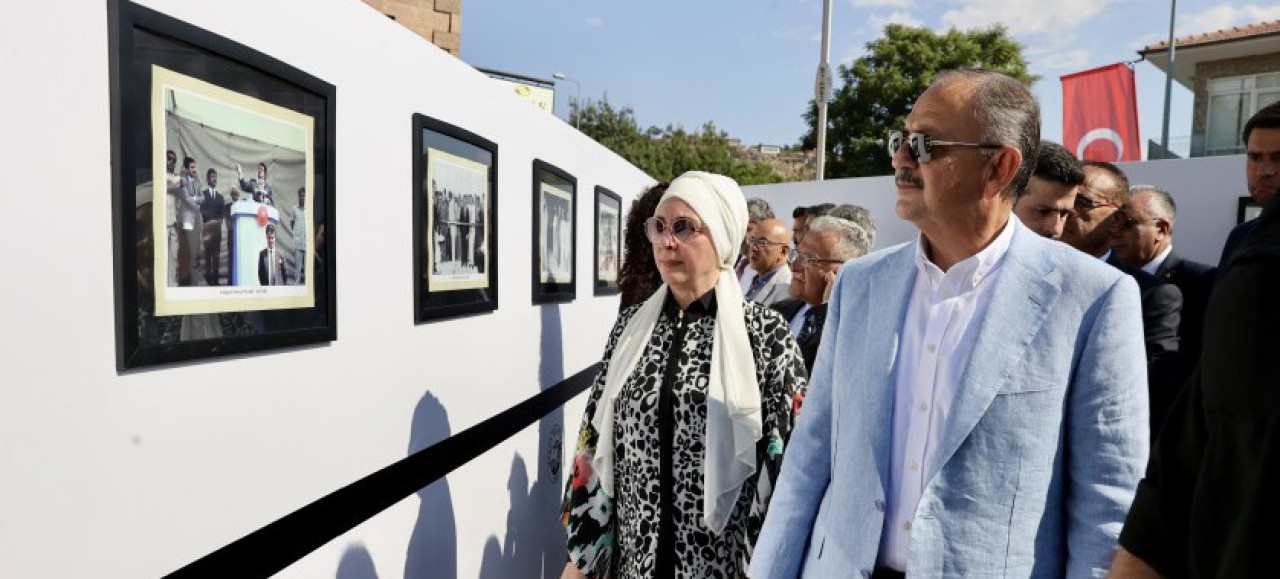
[1238,196,1263,225]
[532,160,577,304]
[594,186,622,296]
[109,0,337,369]
[413,114,499,322]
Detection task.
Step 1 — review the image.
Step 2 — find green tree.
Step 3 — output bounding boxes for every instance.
[802,24,1037,178]
[571,98,784,185]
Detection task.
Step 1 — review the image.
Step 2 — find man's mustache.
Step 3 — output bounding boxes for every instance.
[895,170,923,188]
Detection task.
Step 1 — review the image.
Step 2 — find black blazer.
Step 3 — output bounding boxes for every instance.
[1107,255,1183,437]
[259,248,287,286]
[771,298,826,375]
[1156,251,1217,388]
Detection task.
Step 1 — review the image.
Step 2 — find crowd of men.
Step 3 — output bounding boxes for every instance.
[736,72,1280,578]
[431,184,487,275]
[165,150,306,287]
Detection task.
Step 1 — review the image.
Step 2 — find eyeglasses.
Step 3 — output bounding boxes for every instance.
[1073,195,1119,213]
[749,236,788,248]
[887,130,1002,163]
[788,249,844,267]
[645,216,705,244]
[1112,216,1164,231]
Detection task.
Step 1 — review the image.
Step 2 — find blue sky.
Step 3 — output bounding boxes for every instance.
[462,1,1280,160]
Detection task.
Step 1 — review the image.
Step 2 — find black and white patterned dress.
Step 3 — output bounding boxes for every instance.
[562,291,808,578]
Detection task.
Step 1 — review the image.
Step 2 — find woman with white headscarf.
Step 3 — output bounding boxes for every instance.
[561,171,808,578]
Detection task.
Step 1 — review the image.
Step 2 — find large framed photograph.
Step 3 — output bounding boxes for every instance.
[413,114,498,322]
[109,0,336,369]
[594,186,622,296]
[532,160,577,304]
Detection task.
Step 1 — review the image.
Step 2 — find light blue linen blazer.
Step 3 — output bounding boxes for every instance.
[749,219,1149,578]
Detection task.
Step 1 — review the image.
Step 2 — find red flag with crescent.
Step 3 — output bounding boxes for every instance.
[1061,63,1141,162]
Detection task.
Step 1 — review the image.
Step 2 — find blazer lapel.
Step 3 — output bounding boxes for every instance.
[860,243,919,491]
[928,224,1062,480]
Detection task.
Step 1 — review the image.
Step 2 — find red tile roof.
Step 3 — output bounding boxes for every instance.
[1141,19,1280,53]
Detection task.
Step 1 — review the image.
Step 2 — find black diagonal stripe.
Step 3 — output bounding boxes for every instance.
[167,362,601,578]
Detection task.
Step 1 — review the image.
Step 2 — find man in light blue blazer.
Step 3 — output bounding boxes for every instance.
[749,70,1149,579]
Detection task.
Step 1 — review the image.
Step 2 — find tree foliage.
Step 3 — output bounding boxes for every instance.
[802,24,1037,178]
[571,98,783,185]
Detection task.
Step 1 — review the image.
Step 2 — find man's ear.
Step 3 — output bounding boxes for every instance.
[984,146,1022,199]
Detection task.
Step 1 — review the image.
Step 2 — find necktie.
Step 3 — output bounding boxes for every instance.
[746,274,767,299]
[798,307,819,343]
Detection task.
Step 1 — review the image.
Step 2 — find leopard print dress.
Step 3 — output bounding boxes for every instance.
[562,293,808,578]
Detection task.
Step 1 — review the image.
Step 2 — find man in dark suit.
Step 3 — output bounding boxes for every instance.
[258,223,287,286]
[1112,185,1215,393]
[1218,101,1280,273]
[1060,161,1184,437]
[771,215,872,374]
[200,167,226,285]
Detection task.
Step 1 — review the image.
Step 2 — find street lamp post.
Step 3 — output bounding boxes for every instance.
[553,72,581,128]
[814,0,833,181]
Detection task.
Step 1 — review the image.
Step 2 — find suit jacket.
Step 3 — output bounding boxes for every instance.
[1217,217,1257,272]
[1155,251,1216,387]
[750,219,1149,578]
[258,247,287,286]
[745,266,793,307]
[772,298,826,374]
[1107,255,1183,436]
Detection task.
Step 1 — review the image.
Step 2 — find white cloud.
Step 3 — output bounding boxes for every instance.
[868,11,924,31]
[1178,4,1280,37]
[1034,48,1093,71]
[852,0,912,8]
[940,0,1115,34]
[585,16,603,28]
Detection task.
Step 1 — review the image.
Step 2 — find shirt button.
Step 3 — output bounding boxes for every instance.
[918,402,928,413]
[903,520,913,531]
[909,461,919,472]
[927,344,937,354]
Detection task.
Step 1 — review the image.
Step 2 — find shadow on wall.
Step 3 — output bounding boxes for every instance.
[404,391,457,579]
[336,543,380,579]
[478,305,570,578]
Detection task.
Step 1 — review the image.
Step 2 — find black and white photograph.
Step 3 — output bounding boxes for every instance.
[594,186,621,295]
[110,0,336,369]
[531,160,576,303]
[413,114,499,322]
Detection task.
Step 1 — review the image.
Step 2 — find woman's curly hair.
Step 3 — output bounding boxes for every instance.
[617,182,668,307]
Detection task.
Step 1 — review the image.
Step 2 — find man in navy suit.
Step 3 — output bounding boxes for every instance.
[1112,185,1214,393]
[750,69,1148,579]
[772,215,872,374]
[1218,101,1280,273]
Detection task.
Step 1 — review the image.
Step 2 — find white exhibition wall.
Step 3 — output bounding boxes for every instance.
[745,154,1250,266]
[0,1,652,577]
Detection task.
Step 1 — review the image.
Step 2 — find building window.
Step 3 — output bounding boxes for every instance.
[1206,72,1280,155]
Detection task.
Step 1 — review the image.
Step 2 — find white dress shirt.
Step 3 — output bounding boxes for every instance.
[787,301,812,338]
[1140,245,1172,276]
[878,219,1016,571]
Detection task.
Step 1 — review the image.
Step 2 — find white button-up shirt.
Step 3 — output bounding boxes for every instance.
[1140,245,1173,276]
[787,302,812,338]
[877,219,1016,571]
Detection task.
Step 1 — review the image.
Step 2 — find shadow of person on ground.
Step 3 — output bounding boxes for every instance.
[336,542,379,579]
[404,391,457,579]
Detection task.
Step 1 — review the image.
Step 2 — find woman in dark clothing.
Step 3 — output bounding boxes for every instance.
[617,182,667,308]
[561,171,807,578]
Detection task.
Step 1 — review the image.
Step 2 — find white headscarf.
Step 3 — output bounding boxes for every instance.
[591,171,761,535]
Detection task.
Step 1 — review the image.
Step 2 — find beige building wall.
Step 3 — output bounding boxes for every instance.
[363,0,461,55]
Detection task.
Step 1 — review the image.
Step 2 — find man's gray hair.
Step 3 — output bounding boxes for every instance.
[935,69,1041,198]
[746,197,775,223]
[1131,184,1177,225]
[807,216,872,261]
[826,204,877,248]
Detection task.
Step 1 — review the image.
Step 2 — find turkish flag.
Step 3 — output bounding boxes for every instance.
[1061,63,1141,162]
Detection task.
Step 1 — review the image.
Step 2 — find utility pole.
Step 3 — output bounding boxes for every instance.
[814,0,834,180]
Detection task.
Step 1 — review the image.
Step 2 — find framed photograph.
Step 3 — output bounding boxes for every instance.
[413,114,498,322]
[1238,196,1263,225]
[109,0,336,369]
[532,160,577,304]
[593,186,622,296]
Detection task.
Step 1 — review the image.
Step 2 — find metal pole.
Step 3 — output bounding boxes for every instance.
[814,0,833,181]
[1159,0,1177,157]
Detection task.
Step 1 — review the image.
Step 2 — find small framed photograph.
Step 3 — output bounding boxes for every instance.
[109,0,336,369]
[532,160,576,304]
[594,186,622,296]
[413,114,498,322]
[1238,196,1263,225]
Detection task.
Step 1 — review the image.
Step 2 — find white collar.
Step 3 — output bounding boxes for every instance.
[1141,245,1173,276]
[913,217,1015,295]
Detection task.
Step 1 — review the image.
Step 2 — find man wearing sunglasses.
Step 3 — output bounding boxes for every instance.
[742,218,793,306]
[751,69,1147,579]
[1112,185,1215,394]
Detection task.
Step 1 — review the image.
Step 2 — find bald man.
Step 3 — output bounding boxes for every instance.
[743,218,793,306]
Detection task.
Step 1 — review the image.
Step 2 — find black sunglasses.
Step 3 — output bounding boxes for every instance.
[887,130,1002,163]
